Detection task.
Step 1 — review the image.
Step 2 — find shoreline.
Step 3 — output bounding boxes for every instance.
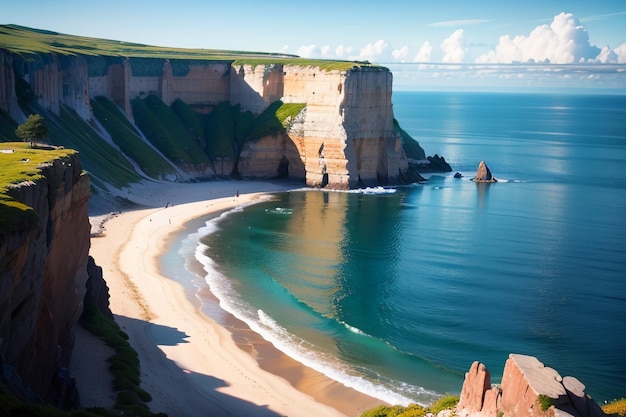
[80,180,384,417]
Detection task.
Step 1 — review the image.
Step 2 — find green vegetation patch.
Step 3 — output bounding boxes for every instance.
[361,395,459,417]
[171,99,207,149]
[537,394,555,411]
[0,142,75,233]
[603,398,626,417]
[131,95,210,166]
[204,100,305,175]
[82,302,164,416]
[91,96,176,180]
[395,119,426,161]
[18,102,141,188]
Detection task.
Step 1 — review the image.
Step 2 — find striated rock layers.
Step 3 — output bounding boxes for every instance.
[1,48,418,189]
[457,354,606,417]
[0,152,91,402]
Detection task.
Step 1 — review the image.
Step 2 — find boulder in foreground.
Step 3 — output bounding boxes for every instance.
[457,354,607,417]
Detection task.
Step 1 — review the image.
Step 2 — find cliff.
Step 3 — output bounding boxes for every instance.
[457,354,607,417]
[0,25,443,191]
[0,146,91,403]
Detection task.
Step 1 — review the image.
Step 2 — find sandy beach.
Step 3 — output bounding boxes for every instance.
[74,180,383,417]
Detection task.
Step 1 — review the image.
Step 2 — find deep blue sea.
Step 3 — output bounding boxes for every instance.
[169,91,626,406]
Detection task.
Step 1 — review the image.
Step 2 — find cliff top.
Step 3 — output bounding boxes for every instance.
[0,142,77,232]
[0,24,376,71]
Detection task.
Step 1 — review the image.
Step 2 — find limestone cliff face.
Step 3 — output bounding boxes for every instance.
[233,64,407,188]
[0,152,91,401]
[2,48,420,189]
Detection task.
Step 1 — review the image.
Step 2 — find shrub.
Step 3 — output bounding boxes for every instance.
[361,396,460,417]
[537,394,554,411]
[603,398,626,417]
[430,395,460,414]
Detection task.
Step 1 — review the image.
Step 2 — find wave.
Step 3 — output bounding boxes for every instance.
[190,207,438,406]
[339,320,371,337]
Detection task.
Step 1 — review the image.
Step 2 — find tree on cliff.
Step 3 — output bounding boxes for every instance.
[16,114,49,148]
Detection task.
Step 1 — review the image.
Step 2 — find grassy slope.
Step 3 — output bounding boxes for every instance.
[17,100,142,188]
[0,143,75,232]
[91,96,177,179]
[131,95,210,166]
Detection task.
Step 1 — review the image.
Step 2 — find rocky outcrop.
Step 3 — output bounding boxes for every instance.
[473,161,497,182]
[219,63,409,188]
[0,151,91,402]
[85,256,112,319]
[457,354,606,417]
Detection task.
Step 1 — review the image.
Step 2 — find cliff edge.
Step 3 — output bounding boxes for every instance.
[0,144,90,403]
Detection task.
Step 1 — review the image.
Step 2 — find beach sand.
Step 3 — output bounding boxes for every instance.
[75,180,384,417]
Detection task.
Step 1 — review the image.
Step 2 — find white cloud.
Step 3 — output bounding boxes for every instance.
[414,41,432,62]
[335,45,353,58]
[441,29,465,63]
[614,43,626,63]
[296,44,335,59]
[595,46,618,63]
[477,12,601,64]
[392,46,410,62]
[354,40,389,62]
[296,44,318,58]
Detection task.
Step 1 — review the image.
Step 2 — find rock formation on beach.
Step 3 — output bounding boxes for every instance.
[457,354,607,417]
[472,160,497,182]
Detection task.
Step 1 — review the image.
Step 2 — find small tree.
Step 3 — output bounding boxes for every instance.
[15,114,49,147]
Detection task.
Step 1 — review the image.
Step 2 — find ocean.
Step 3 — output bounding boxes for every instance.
[164,91,626,406]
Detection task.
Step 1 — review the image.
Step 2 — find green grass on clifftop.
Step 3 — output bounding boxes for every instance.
[0,24,373,71]
[0,142,75,233]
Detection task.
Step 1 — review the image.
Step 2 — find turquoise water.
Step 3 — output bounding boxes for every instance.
[178,92,626,405]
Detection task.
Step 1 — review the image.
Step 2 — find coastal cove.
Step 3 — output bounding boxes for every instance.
[161,91,626,407]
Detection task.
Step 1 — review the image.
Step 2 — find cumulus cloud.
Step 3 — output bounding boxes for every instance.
[614,43,626,63]
[414,41,432,62]
[290,12,624,68]
[354,40,389,62]
[476,12,601,64]
[296,44,336,59]
[392,46,410,62]
[441,29,466,62]
[335,45,353,59]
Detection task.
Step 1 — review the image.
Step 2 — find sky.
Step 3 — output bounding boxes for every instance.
[3,0,626,92]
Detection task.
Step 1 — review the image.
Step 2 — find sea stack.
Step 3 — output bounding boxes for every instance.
[472,161,497,182]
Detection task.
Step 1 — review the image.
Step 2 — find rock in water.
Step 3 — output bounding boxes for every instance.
[473,160,497,182]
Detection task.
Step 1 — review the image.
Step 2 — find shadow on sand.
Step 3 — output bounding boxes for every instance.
[113,315,286,417]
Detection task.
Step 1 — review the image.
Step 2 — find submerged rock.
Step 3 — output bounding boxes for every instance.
[472,161,497,182]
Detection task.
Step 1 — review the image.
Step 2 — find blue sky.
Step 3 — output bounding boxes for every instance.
[3,0,626,91]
